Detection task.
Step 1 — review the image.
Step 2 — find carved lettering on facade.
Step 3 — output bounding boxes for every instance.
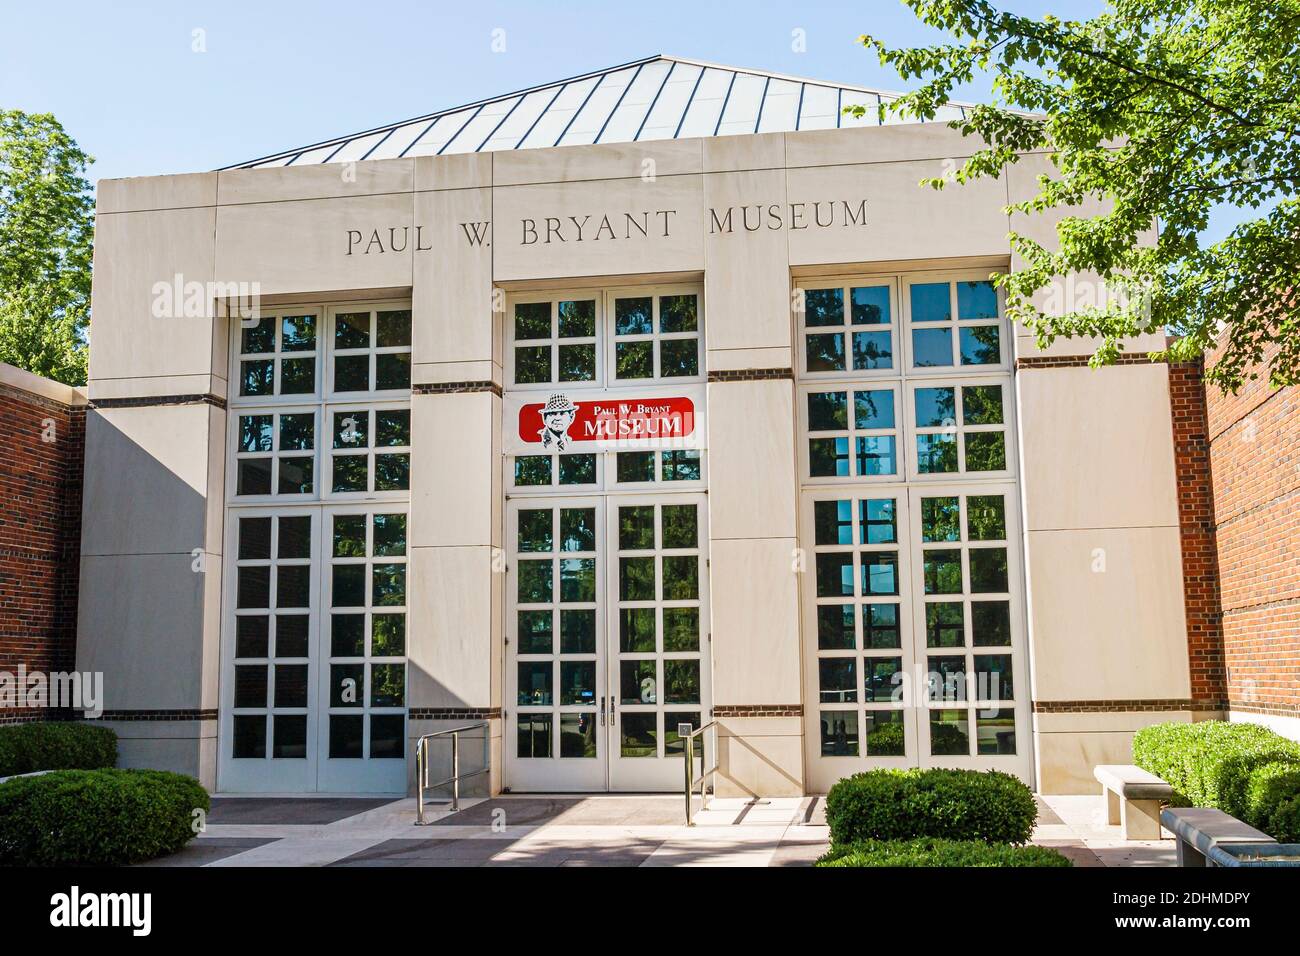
[345,199,866,254]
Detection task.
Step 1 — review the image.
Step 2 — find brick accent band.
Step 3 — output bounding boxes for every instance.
[1015,353,1159,370]
[409,707,502,720]
[91,394,227,410]
[413,381,503,397]
[712,704,803,717]
[707,368,794,382]
[83,709,219,721]
[1033,698,1224,714]
[0,710,74,726]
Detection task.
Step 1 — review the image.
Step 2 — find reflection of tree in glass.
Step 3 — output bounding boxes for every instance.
[659,295,697,333]
[806,332,846,372]
[855,390,884,427]
[558,300,595,337]
[962,325,1001,365]
[930,719,968,755]
[934,389,956,423]
[810,438,849,477]
[924,550,963,593]
[964,433,1007,472]
[852,332,892,369]
[917,434,958,473]
[966,496,1006,540]
[515,455,552,485]
[808,390,848,430]
[804,288,843,326]
[665,660,700,704]
[962,385,1003,425]
[619,557,655,600]
[370,664,405,707]
[560,508,595,552]
[614,297,653,335]
[661,504,697,548]
[558,343,596,381]
[915,387,957,427]
[619,506,654,549]
[921,496,960,542]
[867,717,905,756]
[514,346,550,384]
[372,564,406,605]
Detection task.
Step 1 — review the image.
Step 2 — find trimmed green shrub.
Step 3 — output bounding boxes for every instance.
[0,722,117,777]
[0,768,209,866]
[1133,720,1300,842]
[817,837,1071,868]
[824,768,1037,845]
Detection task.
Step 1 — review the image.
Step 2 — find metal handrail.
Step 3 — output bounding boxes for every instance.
[414,721,490,824]
[681,719,720,826]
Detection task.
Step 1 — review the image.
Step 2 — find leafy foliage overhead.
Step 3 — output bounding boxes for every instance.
[853,0,1299,392]
[0,110,94,386]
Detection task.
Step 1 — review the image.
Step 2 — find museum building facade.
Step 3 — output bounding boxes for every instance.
[76,57,1221,797]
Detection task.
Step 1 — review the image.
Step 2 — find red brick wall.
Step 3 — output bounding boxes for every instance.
[1169,359,1227,708]
[1205,338,1300,719]
[0,381,85,724]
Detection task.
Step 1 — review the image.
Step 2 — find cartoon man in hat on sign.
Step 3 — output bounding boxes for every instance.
[539,393,578,451]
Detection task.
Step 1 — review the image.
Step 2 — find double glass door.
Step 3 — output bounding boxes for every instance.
[505,494,710,792]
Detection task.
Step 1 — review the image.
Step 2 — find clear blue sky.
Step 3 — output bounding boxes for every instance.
[1,0,1248,240]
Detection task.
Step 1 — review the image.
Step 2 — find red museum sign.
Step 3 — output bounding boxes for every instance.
[517,394,698,447]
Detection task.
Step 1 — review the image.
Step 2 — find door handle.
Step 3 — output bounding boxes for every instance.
[600,696,606,727]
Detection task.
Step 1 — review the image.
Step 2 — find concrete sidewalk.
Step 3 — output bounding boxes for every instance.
[1032,794,1177,867]
[143,792,1176,867]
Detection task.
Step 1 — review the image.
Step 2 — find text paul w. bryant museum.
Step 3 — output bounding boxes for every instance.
[83,56,1202,797]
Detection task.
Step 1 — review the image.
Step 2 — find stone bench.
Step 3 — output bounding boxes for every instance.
[1160,807,1277,867]
[1094,764,1174,840]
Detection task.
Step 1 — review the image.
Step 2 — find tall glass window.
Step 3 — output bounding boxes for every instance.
[223,302,412,792]
[796,272,1026,786]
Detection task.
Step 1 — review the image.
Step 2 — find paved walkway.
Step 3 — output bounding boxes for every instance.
[144,792,1176,867]
[1033,794,1177,867]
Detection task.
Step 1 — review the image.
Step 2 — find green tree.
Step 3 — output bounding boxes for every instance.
[0,110,94,386]
[855,0,1299,391]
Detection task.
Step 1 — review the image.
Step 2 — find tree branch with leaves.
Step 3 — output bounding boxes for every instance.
[852,0,1299,391]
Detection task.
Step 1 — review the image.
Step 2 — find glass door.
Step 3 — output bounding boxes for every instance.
[607,494,710,791]
[504,493,711,792]
[505,497,608,791]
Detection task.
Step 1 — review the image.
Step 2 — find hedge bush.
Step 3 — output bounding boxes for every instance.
[1133,720,1300,842]
[0,769,209,866]
[825,768,1037,845]
[817,837,1071,868]
[0,722,117,778]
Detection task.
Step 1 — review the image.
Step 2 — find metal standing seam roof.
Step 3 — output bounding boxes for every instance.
[222,54,976,170]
